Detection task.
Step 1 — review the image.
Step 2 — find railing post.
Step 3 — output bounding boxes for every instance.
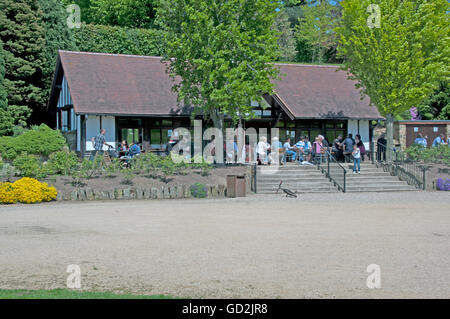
[327,153,330,178]
[253,163,257,193]
[422,166,426,191]
[371,141,374,164]
[343,170,346,193]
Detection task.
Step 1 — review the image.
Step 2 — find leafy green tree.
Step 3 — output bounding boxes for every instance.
[417,82,450,120]
[336,0,449,160]
[0,38,14,136]
[0,0,45,125]
[0,39,6,109]
[90,0,156,28]
[296,0,342,63]
[273,9,297,62]
[156,0,280,130]
[39,0,77,105]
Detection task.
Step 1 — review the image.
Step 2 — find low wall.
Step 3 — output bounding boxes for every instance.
[56,184,227,201]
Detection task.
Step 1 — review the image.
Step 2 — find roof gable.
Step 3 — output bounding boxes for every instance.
[49,51,381,120]
[273,63,381,120]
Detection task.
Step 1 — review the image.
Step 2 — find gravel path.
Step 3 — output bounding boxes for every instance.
[0,192,449,298]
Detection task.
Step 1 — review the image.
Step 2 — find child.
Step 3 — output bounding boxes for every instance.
[352,144,361,174]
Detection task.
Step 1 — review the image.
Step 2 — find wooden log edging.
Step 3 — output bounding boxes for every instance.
[56,184,227,201]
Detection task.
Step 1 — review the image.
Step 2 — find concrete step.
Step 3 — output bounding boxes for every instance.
[256,177,336,184]
[257,186,339,193]
[346,187,418,192]
[257,182,337,188]
[346,181,413,187]
[257,172,325,178]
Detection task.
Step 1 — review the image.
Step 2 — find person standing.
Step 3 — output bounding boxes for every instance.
[352,144,361,174]
[90,129,112,160]
[355,134,366,161]
[303,136,312,163]
[295,136,305,163]
[414,133,427,148]
[377,134,387,161]
[342,133,355,163]
[332,134,344,161]
[257,136,270,165]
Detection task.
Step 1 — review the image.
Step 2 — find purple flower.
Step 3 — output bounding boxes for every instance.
[409,107,421,120]
[436,178,444,191]
[445,179,450,191]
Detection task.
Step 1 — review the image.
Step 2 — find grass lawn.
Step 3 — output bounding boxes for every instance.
[0,289,175,299]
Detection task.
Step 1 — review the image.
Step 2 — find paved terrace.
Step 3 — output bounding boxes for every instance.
[0,191,449,298]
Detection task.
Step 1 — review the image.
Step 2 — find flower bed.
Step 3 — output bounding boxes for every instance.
[0,177,57,204]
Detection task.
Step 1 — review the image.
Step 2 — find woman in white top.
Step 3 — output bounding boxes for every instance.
[256,136,270,165]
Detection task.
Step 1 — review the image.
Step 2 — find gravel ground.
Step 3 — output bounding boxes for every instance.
[0,191,449,299]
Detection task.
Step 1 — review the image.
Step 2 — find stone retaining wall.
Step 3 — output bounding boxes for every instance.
[56,184,227,201]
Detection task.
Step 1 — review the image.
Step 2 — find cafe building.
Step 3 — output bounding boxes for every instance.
[48,50,382,156]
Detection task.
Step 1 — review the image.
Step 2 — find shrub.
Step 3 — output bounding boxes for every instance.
[0,182,16,204]
[0,124,66,160]
[47,151,79,175]
[405,145,450,165]
[0,177,57,204]
[13,153,44,178]
[190,183,208,198]
[74,24,166,57]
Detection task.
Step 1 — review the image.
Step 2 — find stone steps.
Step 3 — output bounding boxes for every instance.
[254,162,419,193]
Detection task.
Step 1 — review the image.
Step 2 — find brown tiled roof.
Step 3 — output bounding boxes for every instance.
[273,63,382,120]
[55,51,190,116]
[51,51,381,120]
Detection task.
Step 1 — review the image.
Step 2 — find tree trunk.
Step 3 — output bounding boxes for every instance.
[386,113,394,162]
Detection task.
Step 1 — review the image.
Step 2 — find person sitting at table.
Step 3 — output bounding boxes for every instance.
[295,136,305,163]
[129,141,141,158]
[283,138,296,164]
[119,140,129,156]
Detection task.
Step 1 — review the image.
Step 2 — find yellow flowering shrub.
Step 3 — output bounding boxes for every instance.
[0,177,58,204]
[0,182,17,204]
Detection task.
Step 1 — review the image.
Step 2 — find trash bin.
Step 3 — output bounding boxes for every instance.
[227,175,246,198]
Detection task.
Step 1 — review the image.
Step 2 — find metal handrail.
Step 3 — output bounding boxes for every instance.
[369,141,426,190]
[316,143,347,192]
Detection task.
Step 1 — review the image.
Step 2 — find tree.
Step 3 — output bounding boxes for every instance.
[336,0,449,160]
[156,0,280,131]
[0,39,13,136]
[1,39,29,136]
[417,82,450,120]
[39,0,77,112]
[0,39,6,109]
[273,9,297,61]
[296,0,342,63]
[90,0,157,29]
[0,0,44,127]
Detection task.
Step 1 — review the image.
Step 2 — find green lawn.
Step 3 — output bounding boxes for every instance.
[0,289,174,299]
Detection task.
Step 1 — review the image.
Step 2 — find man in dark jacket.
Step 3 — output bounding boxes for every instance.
[342,133,355,163]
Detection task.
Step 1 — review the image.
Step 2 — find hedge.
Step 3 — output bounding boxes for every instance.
[73,23,166,57]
